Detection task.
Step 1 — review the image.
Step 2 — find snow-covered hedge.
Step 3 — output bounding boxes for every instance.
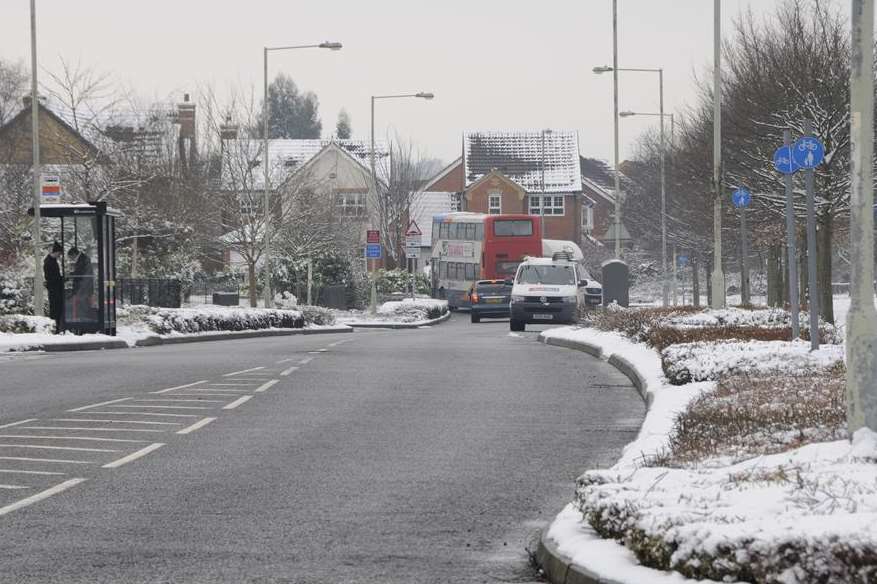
[576,430,877,583]
[298,305,335,326]
[0,314,54,334]
[661,339,844,385]
[119,305,304,335]
[0,270,30,315]
[662,308,791,329]
[377,298,448,323]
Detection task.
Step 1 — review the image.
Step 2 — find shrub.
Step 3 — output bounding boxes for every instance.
[377,299,448,322]
[661,340,844,385]
[0,269,31,315]
[299,305,335,326]
[0,314,54,334]
[121,305,303,335]
[369,269,430,295]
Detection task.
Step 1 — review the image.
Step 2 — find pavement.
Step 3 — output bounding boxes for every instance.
[0,314,644,583]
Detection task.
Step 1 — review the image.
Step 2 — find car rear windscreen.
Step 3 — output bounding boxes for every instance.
[476,284,510,295]
[493,220,533,237]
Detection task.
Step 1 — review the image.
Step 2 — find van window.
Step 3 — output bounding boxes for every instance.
[516,264,576,285]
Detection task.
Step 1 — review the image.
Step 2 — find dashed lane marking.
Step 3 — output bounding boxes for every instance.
[0,420,37,430]
[208,383,256,387]
[68,398,131,413]
[87,411,200,418]
[19,426,166,433]
[280,366,298,376]
[0,444,119,453]
[0,456,92,465]
[151,380,207,394]
[107,405,212,410]
[176,417,216,435]
[222,396,253,410]
[0,485,29,490]
[49,419,181,426]
[173,391,251,396]
[276,358,296,364]
[299,357,314,365]
[0,478,86,517]
[254,380,278,393]
[0,435,148,443]
[222,367,265,377]
[102,443,164,469]
[0,469,65,476]
[134,399,226,404]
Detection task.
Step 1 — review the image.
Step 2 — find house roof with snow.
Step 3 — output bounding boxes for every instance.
[579,156,634,204]
[463,130,582,194]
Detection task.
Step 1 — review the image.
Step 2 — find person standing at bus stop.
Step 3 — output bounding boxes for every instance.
[67,247,94,322]
[43,241,64,333]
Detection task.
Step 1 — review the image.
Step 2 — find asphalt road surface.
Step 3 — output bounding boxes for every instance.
[0,314,644,583]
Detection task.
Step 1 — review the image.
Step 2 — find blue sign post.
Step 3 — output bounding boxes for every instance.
[732,188,752,304]
[366,243,382,259]
[731,188,751,209]
[773,145,799,175]
[792,136,825,169]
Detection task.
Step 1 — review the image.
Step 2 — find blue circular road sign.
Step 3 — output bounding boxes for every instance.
[773,146,798,175]
[792,136,825,169]
[732,188,751,208]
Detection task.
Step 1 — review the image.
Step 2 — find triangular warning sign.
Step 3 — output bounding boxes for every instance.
[405,220,422,237]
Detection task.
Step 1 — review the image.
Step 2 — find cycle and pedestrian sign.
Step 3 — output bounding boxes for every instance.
[773,146,798,175]
[731,188,751,209]
[792,136,825,169]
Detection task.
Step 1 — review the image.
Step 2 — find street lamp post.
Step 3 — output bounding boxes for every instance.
[29,0,43,317]
[710,0,726,308]
[368,92,435,311]
[846,0,877,433]
[620,109,673,307]
[595,65,666,304]
[540,129,553,236]
[262,41,341,308]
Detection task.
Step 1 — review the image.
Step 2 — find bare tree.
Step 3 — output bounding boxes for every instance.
[0,58,27,126]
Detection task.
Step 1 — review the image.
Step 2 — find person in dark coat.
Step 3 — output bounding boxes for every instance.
[67,247,94,321]
[43,242,64,333]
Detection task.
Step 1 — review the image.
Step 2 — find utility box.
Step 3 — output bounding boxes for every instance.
[601,259,630,308]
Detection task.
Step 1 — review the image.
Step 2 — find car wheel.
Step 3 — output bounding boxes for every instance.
[510,319,524,332]
[470,313,481,324]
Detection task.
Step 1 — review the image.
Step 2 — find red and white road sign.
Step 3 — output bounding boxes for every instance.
[405,220,422,237]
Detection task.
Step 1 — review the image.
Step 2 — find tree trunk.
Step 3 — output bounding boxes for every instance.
[705,258,712,304]
[692,254,701,307]
[767,244,783,307]
[800,235,809,310]
[248,261,257,307]
[131,236,140,278]
[817,213,834,323]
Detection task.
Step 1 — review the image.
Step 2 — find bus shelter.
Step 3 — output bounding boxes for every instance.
[29,202,121,335]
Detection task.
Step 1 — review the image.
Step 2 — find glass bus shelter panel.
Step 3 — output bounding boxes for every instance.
[102,216,116,332]
[63,215,100,327]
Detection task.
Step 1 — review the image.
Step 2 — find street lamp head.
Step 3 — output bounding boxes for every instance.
[416,92,435,100]
[319,41,343,51]
[592,66,613,74]
[619,111,637,118]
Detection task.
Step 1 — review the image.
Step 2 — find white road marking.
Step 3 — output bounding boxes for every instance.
[276,358,295,364]
[135,399,225,404]
[0,469,65,476]
[299,356,314,365]
[49,419,181,426]
[222,367,265,377]
[0,478,86,517]
[0,435,147,443]
[102,443,164,469]
[88,411,200,418]
[0,444,118,453]
[327,339,350,347]
[20,426,165,433]
[307,350,326,354]
[172,391,250,397]
[0,485,29,490]
[280,366,299,376]
[0,456,91,464]
[151,380,208,394]
[254,380,278,393]
[67,398,131,412]
[209,383,257,387]
[223,395,253,410]
[176,417,216,435]
[108,405,212,410]
[0,420,37,430]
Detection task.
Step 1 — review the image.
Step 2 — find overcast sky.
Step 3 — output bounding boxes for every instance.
[0,0,851,166]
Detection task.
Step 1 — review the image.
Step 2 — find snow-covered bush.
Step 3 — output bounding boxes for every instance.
[299,305,335,326]
[377,298,448,322]
[0,269,31,315]
[273,291,298,309]
[661,339,844,385]
[370,269,430,295]
[0,314,54,334]
[120,305,303,334]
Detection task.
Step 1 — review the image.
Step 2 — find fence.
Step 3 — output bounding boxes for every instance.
[118,279,182,308]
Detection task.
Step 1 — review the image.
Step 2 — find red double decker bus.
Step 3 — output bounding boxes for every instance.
[430,213,542,309]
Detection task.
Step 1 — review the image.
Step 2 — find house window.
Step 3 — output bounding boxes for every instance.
[529,195,565,216]
[451,193,463,212]
[488,193,502,215]
[582,205,594,232]
[337,192,366,217]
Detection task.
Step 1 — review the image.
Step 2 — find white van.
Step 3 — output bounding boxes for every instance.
[509,256,590,331]
[542,239,603,307]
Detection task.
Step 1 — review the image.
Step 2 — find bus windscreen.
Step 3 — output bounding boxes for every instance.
[493,219,533,237]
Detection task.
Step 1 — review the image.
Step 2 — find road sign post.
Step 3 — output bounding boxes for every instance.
[775,133,800,339]
[794,126,825,351]
[366,230,381,314]
[732,188,751,305]
[41,175,61,205]
[405,221,422,300]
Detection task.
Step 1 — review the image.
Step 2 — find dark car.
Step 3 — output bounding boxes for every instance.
[469,280,513,323]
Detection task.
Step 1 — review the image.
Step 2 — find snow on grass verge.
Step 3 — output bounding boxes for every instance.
[338,298,449,325]
[0,314,55,334]
[541,313,876,583]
